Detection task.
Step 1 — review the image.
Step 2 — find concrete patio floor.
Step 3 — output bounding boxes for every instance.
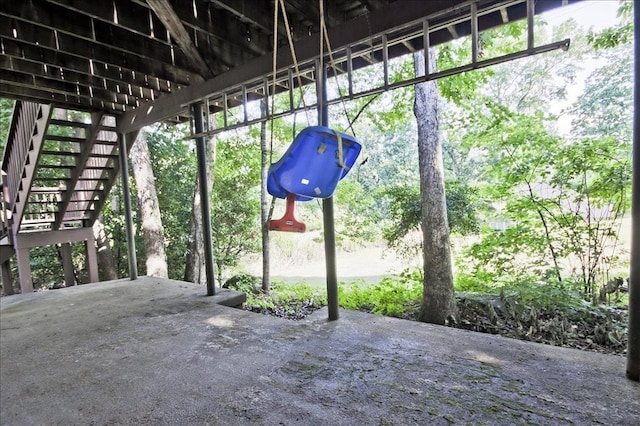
[1,277,638,425]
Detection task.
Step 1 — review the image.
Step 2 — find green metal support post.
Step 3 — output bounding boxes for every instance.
[317,61,339,321]
[192,102,217,296]
[118,132,138,280]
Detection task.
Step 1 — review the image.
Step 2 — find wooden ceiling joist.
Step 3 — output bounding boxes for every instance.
[0,18,202,87]
[0,39,168,95]
[146,0,214,79]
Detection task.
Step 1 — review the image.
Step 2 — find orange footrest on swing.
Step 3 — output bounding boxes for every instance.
[268,193,306,233]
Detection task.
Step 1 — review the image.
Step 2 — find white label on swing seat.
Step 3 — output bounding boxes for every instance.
[301,178,309,185]
[314,187,321,195]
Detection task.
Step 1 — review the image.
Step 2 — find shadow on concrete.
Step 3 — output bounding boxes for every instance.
[1,277,638,425]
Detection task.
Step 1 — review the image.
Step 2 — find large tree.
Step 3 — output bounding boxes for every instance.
[413,50,457,325]
[93,214,118,280]
[260,100,272,292]
[130,131,168,278]
[184,132,216,284]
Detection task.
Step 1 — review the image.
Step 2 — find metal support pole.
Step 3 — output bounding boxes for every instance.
[382,34,389,88]
[118,132,138,280]
[471,3,479,65]
[192,102,216,296]
[423,20,430,74]
[526,0,535,50]
[347,47,353,97]
[222,93,228,128]
[289,69,295,110]
[242,86,248,123]
[317,61,339,321]
[627,1,640,382]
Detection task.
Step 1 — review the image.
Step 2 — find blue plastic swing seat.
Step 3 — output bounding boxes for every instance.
[267,126,362,200]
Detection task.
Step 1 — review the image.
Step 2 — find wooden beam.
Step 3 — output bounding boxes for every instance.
[147,0,214,79]
[13,226,94,249]
[15,247,32,293]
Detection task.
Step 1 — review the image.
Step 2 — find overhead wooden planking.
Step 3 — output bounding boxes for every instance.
[0,15,203,87]
[173,0,269,57]
[146,0,214,79]
[284,0,340,29]
[47,0,171,41]
[208,0,279,37]
[51,0,268,68]
[0,69,139,111]
[0,0,402,118]
[0,56,159,104]
[0,4,206,80]
[0,39,170,98]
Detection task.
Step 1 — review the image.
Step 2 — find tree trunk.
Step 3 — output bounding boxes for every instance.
[260,100,271,293]
[129,131,168,278]
[184,131,216,284]
[93,215,118,280]
[413,49,457,325]
[184,181,205,284]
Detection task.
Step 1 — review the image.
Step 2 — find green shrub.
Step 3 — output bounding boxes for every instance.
[454,271,495,293]
[269,281,327,305]
[499,280,584,311]
[223,273,261,294]
[339,272,422,318]
[244,280,327,319]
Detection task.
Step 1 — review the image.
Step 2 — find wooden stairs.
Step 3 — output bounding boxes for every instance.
[1,100,131,294]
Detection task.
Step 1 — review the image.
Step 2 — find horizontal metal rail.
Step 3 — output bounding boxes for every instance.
[191,37,569,139]
[187,0,571,139]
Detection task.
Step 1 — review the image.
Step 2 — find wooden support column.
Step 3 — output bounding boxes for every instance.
[60,243,75,287]
[85,235,99,283]
[627,1,640,382]
[1,260,13,295]
[15,248,32,293]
